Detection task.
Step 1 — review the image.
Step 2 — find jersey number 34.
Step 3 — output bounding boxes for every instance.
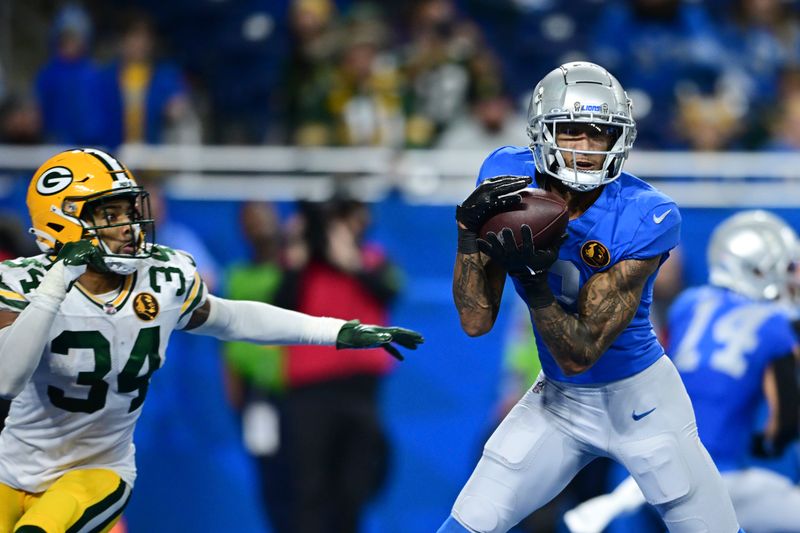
[48,326,161,414]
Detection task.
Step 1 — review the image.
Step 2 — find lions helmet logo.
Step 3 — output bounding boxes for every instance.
[581,240,611,268]
[133,293,159,321]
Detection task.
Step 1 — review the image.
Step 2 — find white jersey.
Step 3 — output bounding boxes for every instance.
[0,244,207,493]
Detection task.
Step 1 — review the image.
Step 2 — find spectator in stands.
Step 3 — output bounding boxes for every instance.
[0,95,41,145]
[324,5,405,147]
[35,3,106,146]
[589,0,726,147]
[98,11,198,147]
[401,0,489,147]
[672,91,744,151]
[223,202,292,533]
[463,0,604,100]
[280,0,342,146]
[763,69,800,152]
[278,196,402,533]
[719,0,800,108]
[435,85,527,150]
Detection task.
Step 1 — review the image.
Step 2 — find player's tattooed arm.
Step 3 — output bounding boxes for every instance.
[532,256,661,375]
[453,252,506,336]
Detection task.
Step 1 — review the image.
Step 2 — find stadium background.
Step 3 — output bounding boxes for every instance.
[2,0,800,531]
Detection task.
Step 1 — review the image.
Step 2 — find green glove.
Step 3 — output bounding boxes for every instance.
[57,240,109,282]
[336,319,424,361]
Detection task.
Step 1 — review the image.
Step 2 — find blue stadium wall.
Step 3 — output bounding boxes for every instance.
[2,179,799,532]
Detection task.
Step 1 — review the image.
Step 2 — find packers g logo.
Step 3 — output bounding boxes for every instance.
[36,167,73,195]
[581,240,611,268]
[133,293,159,321]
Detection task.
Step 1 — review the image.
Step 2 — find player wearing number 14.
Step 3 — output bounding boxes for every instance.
[0,148,423,532]
[443,62,743,532]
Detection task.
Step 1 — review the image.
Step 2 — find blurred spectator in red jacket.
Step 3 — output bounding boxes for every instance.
[277,195,401,533]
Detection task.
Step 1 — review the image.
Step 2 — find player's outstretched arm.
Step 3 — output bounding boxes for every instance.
[184,295,423,360]
[0,240,105,398]
[453,175,531,336]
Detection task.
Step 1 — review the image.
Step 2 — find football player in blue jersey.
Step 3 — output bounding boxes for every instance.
[564,210,800,533]
[441,61,744,533]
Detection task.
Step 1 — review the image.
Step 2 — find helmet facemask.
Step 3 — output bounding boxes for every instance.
[527,62,637,191]
[529,114,635,191]
[76,189,156,275]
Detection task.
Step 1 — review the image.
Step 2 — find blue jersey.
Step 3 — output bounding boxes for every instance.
[477,146,680,384]
[667,286,797,472]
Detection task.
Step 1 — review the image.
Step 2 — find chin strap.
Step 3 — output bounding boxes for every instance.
[101,257,139,275]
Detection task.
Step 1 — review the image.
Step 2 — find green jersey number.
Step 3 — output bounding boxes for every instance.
[47,327,161,414]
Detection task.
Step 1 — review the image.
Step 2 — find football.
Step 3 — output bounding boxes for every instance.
[479,188,569,248]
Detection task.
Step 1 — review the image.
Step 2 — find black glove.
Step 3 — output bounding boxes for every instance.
[336,319,424,361]
[455,175,532,254]
[477,226,564,309]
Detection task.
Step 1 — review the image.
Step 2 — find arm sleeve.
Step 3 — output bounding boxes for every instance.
[0,265,65,398]
[187,294,346,346]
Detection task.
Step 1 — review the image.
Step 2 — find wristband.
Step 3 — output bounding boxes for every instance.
[517,274,555,309]
[457,226,480,254]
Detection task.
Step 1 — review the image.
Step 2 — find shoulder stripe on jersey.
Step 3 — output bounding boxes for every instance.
[0,278,24,298]
[0,277,27,310]
[179,272,205,318]
[0,292,28,310]
[67,478,131,533]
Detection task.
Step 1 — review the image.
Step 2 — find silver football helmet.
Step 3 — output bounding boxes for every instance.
[527,62,637,191]
[708,210,798,301]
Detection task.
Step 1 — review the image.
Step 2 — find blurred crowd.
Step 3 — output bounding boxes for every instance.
[5,0,800,151]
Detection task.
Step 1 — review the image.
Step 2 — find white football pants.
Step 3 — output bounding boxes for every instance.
[449,356,740,533]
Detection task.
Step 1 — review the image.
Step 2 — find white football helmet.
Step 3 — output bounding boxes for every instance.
[708,210,798,301]
[527,61,637,191]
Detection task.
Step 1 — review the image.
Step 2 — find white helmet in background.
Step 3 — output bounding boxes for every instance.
[527,61,637,192]
[708,210,798,301]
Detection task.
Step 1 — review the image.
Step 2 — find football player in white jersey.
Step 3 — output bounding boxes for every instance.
[0,148,423,533]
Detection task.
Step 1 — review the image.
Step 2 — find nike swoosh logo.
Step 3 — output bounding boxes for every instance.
[652,209,672,224]
[631,407,656,421]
